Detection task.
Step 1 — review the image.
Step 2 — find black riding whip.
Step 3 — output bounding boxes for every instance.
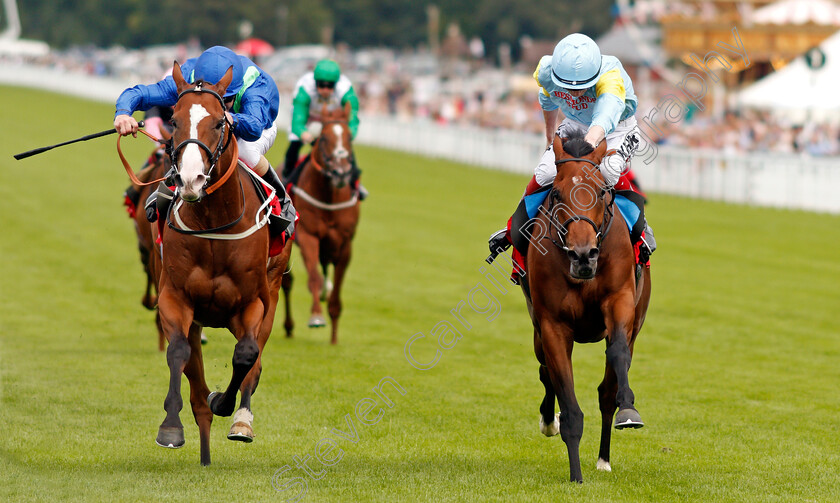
[13,121,145,160]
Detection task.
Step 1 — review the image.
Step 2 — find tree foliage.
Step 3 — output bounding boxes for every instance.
[19,0,614,59]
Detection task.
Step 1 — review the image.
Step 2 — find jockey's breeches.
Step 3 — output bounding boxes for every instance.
[534,116,640,187]
[238,121,278,169]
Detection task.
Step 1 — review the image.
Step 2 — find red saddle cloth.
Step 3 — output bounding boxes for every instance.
[255,179,297,257]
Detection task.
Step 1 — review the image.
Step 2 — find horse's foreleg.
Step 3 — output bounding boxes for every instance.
[296,232,326,328]
[183,323,213,465]
[209,300,264,417]
[229,286,277,442]
[604,297,643,429]
[326,243,352,345]
[534,329,559,436]
[156,290,194,449]
[541,321,584,483]
[282,268,294,337]
[538,364,560,436]
[596,364,618,472]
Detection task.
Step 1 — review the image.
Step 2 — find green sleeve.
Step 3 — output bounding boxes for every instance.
[341,86,360,139]
[291,87,311,137]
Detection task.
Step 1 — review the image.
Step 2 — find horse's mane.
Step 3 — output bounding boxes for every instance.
[561,130,594,158]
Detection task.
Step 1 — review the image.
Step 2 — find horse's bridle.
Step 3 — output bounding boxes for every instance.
[168,85,234,188]
[310,120,354,186]
[544,157,616,252]
[164,83,247,235]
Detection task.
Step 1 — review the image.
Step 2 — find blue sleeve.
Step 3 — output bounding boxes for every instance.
[590,94,625,135]
[114,77,179,118]
[538,92,559,112]
[231,74,279,142]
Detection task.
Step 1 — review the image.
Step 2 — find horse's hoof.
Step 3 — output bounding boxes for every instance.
[228,408,254,442]
[207,391,221,412]
[228,423,255,443]
[539,413,560,437]
[155,426,185,448]
[614,408,644,429]
[200,332,208,345]
[308,315,326,328]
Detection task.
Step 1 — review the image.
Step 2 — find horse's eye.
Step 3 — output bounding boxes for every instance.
[169,119,177,129]
[216,120,224,130]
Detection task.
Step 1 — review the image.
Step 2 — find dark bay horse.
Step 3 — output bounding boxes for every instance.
[126,141,169,350]
[521,131,651,482]
[282,103,360,344]
[148,63,293,465]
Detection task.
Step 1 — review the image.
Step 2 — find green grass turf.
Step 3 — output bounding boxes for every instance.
[1,85,839,502]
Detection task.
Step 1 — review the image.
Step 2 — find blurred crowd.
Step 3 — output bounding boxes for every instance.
[6,42,839,156]
[656,109,840,156]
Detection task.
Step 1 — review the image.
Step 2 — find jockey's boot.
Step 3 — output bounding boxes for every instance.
[487,228,511,264]
[257,157,295,237]
[635,223,656,282]
[144,167,177,223]
[350,160,368,200]
[125,185,141,209]
[145,182,175,223]
[487,175,547,264]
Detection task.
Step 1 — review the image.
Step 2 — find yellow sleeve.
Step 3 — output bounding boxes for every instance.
[534,61,549,97]
[594,69,626,102]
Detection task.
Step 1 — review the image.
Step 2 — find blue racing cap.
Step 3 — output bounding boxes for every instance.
[192,46,244,98]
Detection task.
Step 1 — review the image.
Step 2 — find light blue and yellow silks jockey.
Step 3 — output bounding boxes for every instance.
[534,54,637,137]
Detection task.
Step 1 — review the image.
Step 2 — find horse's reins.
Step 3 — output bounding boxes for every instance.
[117,129,169,187]
[543,157,616,252]
[116,85,236,196]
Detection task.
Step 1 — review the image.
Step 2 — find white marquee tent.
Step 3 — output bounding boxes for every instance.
[737,30,840,122]
[750,0,840,26]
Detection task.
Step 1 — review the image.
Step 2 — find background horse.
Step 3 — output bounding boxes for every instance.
[126,140,169,351]
[282,103,360,344]
[148,63,293,465]
[521,132,652,482]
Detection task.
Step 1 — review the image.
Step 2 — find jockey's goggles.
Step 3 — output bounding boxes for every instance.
[316,80,336,89]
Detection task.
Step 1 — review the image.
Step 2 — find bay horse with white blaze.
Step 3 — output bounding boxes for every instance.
[149,62,293,465]
[282,103,360,344]
[520,131,651,482]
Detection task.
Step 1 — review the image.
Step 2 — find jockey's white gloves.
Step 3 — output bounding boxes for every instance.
[307,121,323,139]
[114,114,139,137]
[585,125,605,149]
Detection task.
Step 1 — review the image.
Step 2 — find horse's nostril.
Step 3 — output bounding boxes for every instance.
[567,250,578,262]
[588,248,599,259]
[174,174,183,186]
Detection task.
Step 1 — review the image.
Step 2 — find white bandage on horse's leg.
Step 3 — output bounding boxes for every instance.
[232,407,254,426]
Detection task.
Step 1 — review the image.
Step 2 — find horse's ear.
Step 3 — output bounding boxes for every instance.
[215,66,234,98]
[172,61,188,92]
[320,104,329,118]
[593,138,608,160]
[553,136,566,158]
[159,127,172,142]
[343,101,351,119]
